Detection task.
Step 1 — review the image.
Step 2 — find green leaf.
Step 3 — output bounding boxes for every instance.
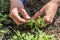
[0,24,3,27]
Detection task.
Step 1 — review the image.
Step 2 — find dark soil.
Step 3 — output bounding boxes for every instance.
[24,0,60,40]
[0,0,60,40]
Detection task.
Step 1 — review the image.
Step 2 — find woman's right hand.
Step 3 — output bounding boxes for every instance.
[33,1,59,25]
[9,0,30,25]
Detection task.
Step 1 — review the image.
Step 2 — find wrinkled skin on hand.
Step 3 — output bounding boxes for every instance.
[9,0,30,25]
[52,0,60,3]
[33,1,59,25]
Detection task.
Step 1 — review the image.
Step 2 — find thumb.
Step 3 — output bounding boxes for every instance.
[32,5,46,19]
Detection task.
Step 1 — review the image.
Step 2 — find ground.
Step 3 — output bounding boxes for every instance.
[0,0,60,40]
[24,0,60,40]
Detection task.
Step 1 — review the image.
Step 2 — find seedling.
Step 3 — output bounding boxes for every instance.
[8,30,55,40]
[26,16,46,29]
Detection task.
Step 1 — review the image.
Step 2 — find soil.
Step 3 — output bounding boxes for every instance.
[0,0,60,40]
[24,0,60,40]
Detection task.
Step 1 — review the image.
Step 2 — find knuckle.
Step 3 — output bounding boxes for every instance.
[46,17,53,23]
[44,16,53,24]
[12,8,18,13]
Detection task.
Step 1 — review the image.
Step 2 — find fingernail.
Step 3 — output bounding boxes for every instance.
[26,17,30,19]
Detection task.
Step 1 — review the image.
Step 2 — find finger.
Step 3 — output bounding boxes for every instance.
[9,14,23,25]
[9,8,26,25]
[43,16,53,25]
[32,5,47,19]
[19,8,31,20]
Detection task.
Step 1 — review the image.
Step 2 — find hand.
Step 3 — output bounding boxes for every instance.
[9,0,30,25]
[33,1,59,25]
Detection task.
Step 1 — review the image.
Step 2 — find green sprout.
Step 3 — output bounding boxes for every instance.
[26,16,46,29]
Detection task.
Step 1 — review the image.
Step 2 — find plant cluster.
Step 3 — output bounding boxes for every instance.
[27,16,46,29]
[0,0,10,13]
[0,29,55,40]
[11,30,54,40]
[0,13,8,27]
[0,13,55,40]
